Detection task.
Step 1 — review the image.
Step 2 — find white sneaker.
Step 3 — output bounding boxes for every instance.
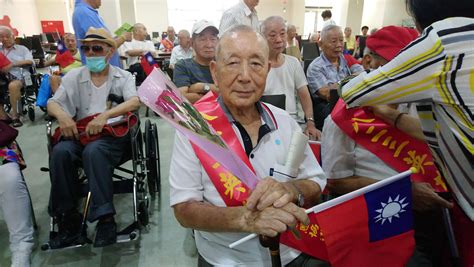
[182,229,198,257]
[11,251,31,267]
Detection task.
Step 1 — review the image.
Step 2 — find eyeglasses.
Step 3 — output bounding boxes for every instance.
[80,45,107,53]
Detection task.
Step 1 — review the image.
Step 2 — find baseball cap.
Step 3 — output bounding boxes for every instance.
[192,20,219,35]
[366,26,419,61]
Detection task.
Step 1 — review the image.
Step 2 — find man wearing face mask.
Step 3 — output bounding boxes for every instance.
[46,27,140,249]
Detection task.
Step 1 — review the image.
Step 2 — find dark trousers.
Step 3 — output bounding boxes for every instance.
[312,97,331,131]
[48,136,129,222]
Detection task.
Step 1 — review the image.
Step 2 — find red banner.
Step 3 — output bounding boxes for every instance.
[332,99,447,192]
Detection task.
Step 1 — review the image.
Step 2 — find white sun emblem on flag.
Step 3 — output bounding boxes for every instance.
[374,195,409,225]
[58,43,64,50]
[147,56,153,63]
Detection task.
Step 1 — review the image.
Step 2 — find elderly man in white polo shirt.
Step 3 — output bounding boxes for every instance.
[0,26,34,127]
[219,0,260,34]
[121,23,156,67]
[169,29,193,70]
[170,25,326,266]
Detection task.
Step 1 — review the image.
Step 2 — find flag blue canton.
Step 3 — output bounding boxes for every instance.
[364,175,413,242]
[57,40,67,54]
[145,52,156,65]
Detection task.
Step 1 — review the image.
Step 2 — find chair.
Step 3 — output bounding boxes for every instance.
[302,43,320,75]
[260,94,286,110]
[40,115,161,250]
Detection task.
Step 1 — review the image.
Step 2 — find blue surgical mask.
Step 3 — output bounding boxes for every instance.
[85,56,107,72]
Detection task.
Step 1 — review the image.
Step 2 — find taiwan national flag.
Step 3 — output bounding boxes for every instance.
[140,52,159,76]
[315,170,415,267]
[55,40,75,68]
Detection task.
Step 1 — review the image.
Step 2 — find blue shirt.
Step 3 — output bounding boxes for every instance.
[306,53,363,96]
[172,58,214,88]
[72,0,121,68]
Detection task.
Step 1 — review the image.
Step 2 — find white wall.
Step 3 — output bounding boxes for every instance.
[382,0,411,26]
[134,0,169,35]
[99,0,122,32]
[361,0,385,32]
[0,0,41,36]
[35,0,72,32]
[119,0,136,26]
[345,0,364,33]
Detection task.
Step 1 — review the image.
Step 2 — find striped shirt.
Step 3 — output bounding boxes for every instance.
[172,58,214,88]
[341,17,474,221]
[219,0,259,34]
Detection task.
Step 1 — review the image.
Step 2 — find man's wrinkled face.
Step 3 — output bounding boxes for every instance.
[193,28,218,60]
[321,29,344,59]
[134,25,147,40]
[64,34,77,51]
[287,27,297,39]
[178,33,191,49]
[168,27,175,39]
[264,22,287,55]
[244,0,259,8]
[0,30,14,48]
[344,27,352,37]
[211,31,269,110]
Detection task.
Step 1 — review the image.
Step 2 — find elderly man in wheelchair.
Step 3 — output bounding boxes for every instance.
[0,26,35,127]
[46,27,141,249]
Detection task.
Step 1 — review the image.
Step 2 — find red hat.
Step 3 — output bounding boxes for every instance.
[366,26,419,61]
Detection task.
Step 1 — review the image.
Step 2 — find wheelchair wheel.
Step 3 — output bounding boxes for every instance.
[144,120,160,200]
[28,106,35,121]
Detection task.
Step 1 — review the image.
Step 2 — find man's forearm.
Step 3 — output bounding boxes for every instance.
[173,202,250,233]
[103,96,140,119]
[126,49,146,57]
[286,179,322,208]
[13,60,33,67]
[47,101,70,120]
[327,176,377,195]
[297,86,314,119]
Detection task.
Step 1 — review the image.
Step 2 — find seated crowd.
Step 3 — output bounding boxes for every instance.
[0,0,472,266]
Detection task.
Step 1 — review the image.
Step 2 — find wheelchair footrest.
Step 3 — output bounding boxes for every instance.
[116,222,140,243]
[41,234,92,251]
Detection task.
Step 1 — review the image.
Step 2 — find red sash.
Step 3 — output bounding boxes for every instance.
[192,98,329,261]
[331,99,447,192]
[161,38,173,52]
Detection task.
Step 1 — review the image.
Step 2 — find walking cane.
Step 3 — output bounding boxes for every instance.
[259,234,282,267]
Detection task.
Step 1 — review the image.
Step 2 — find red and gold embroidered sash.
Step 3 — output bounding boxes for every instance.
[331,99,447,192]
[191,98,329,260]
[161,38,174,52]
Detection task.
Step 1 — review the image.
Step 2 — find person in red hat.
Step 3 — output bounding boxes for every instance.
[322,25,453,266]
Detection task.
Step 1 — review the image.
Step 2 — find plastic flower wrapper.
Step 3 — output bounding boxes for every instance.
[138,68,259,189]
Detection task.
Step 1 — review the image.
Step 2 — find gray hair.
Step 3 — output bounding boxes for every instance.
[363,46,371,56]
[216,25,269,61]
[0,26,13,36]
[178,29,190,38]
[320,24,341,42]
[260,16,287,35]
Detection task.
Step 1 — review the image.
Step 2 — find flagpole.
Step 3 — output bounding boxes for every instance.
[229,168,415,249]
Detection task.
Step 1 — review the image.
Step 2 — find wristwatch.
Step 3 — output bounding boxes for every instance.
[305,116,315,124]
[203,83,211,92]
[291,183,305,207]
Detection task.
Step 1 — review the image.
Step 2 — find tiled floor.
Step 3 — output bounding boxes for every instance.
[0,107,197,266]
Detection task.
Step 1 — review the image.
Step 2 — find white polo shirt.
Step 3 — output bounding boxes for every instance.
[169,101,326,266]
[121,39,156,65]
